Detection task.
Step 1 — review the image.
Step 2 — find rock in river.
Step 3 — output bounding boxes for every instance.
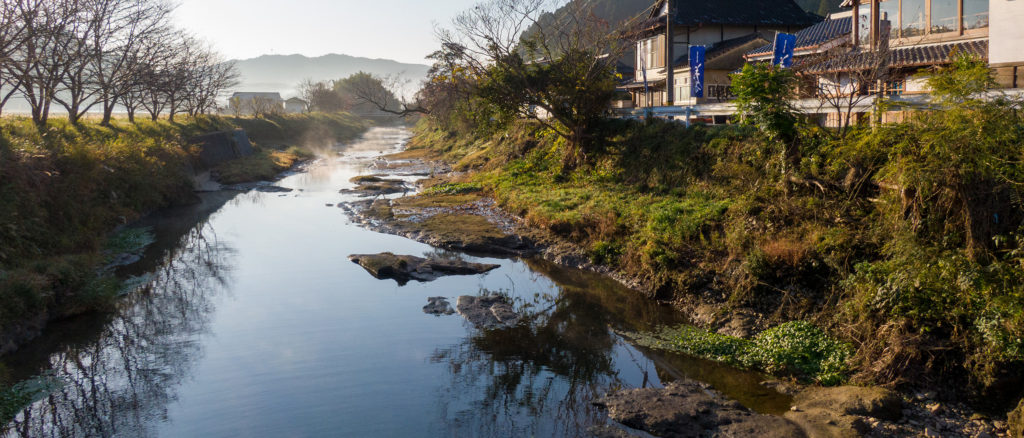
[595,380,806,438]
[341,175,408,197]
[455,294,520,329]
[348,253,500,285]
[784,386,902,438]
[423,297,455,315]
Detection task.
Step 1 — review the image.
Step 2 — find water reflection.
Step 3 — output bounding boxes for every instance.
[431,259,679,437]
[4,220,234,438]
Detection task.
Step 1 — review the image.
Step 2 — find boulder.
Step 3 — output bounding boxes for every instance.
[423,297,455,315]
[190,129,254,169]
[785,408,870,438]
[348,253,499,285]
[595,381,806,438]
[455,294,520,329]
[1009,399,1024,438]
[784,386,902,438]
[791,386,903,421]
[342,176,408,197]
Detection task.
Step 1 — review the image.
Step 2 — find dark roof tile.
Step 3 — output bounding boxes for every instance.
[639,0,821,30]
[747,16,852,57]
[806,39,988,72]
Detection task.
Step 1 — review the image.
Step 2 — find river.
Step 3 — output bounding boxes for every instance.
[1,127,788,437]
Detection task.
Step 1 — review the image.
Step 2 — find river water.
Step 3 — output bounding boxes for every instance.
[2,127,788,437]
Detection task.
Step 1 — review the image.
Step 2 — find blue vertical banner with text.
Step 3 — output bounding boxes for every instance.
[772,32,797,68]
[689,45,705,98]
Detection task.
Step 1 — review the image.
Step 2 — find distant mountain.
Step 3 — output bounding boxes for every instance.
[230,54,431,98]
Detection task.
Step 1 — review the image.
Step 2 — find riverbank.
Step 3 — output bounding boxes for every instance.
[340,118,1023,436]
[0,113,369,356]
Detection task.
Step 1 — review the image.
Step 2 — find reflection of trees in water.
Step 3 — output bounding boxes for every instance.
[4,222,234,438]
[431,286,632,437]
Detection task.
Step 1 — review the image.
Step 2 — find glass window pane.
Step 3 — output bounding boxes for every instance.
[901,0,926,37]
[931,0,957,34]
[963,0,989,30]
[858,2,872,45]
[878,0,899,39]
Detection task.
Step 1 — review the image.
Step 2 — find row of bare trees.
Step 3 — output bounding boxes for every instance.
[0,0,238,128]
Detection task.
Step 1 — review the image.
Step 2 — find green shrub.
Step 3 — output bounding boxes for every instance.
[423,182,483,195]
[589,241,623,265]
[628,321,852,385]
[751,321,853,386]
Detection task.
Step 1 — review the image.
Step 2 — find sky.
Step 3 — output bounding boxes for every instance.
[173,0,482,64]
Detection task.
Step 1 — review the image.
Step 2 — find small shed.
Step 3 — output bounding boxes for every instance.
[285,97,308,114]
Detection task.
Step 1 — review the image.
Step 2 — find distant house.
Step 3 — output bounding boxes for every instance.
[229,92,284,116]
[285,97,308,114]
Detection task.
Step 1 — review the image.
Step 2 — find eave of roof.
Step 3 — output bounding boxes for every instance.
[803,39,988,73]
[674,33,771,67]
[746,16,853,58]
[639,0,821,32]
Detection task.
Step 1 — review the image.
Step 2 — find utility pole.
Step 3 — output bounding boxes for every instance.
[665,0,674,106]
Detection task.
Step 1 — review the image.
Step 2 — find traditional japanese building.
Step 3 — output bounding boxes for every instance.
[746,0,1022,127]
[624,0,821,109]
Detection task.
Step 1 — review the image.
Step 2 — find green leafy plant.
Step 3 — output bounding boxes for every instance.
[628,321,852,385]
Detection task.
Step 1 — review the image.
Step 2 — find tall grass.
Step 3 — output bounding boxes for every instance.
[0,112,368,345]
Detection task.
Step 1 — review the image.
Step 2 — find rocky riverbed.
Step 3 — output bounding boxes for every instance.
[338,150,1018,438]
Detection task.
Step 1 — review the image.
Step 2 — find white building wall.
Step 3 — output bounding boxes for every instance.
[905,76,930,94]
[990,0,1024,65]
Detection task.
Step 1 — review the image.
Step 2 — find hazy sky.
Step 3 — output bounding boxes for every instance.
[174,0,481,64]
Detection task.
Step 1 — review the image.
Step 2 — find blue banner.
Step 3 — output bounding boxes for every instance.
[772,33,797,68]
[689,45,705,99]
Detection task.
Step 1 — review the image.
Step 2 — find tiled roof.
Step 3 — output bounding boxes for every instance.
[747,16,852,57]
[639,0,821,30]
[806,39,988,72]
[675,33,771,67]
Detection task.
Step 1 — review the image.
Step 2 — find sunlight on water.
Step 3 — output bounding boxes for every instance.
[1,127,785,438]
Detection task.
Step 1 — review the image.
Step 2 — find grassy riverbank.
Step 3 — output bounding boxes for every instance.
[0,112,368,355]
[404,106,1024,407]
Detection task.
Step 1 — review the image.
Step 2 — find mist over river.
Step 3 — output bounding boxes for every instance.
[1,127,785,437]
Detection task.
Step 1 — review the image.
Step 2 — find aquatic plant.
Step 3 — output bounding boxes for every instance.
[626,321,853,385]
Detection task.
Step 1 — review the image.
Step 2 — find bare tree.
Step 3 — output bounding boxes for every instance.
[173,39,238,118]
[7,0,83,127]
[344,72,426,117]
[298,78,346,113]
[247,95,281,118]
[89,0,174,125]
[0,0,28,116]
[226,95,242,116]
[54,0,99,125]
[800,23,903,136]
[434,0,628,166]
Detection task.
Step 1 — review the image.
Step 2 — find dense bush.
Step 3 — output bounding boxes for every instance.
[409,56,1024,396]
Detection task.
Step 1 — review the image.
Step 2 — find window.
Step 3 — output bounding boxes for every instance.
[878,0,899,39]
[858,2,873,45]
[885,80,905,96]
[707,84,731,100]
[930,0,958,34]
[963,0,989,30]
[901,0,926,37]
